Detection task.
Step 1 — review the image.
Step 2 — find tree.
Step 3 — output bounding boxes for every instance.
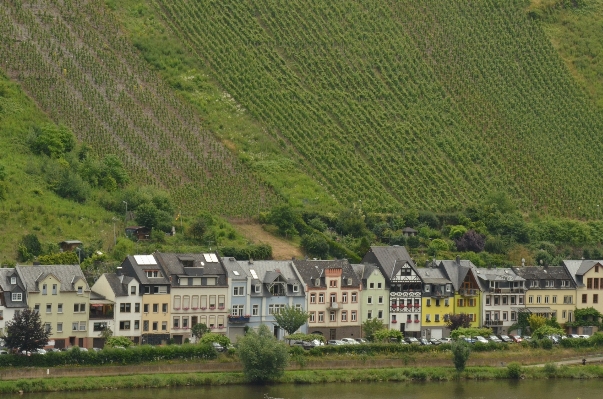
[272,306,309,337]
[532,325,565,340]
[269,204,300,237]
[446,313,472,330]
[528,314,547,333]
[450,327,493,339]
[105,336,133,348]
[199,333,231,347]
[451,339,471,373]
[237,324,289,382]
[373,328,403,343]
[21,234,42,258]
[188,218,207,241]
[362,317,385,342]
[301,233,329,258]
[5,308,51,353]
[191,323,209,340]
[427,238,450,256]
[455,230,486,252]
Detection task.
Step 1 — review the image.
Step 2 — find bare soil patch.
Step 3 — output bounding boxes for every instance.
[230,220,303,260]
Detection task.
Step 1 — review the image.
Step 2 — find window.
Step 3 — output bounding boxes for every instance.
[143,321,149,331]
[268,304,285,315]
[318,312,324,322]
[134,320,140,330]
[72,303,85,312]
[161,321,167,331]
[378,296,383,304]
[486,296,491,305]
[552,296,557,304]
[494,296,500,305]
[44,323,51,333]
[367,296,373,304]
[144,286,151,294]
[378,283,382,289]
[445,298,450,306]
[310,293,316,303]
[77,286,83,295]
[292,284,299,293]
[120,303,131,313]
[254,284,261,293]
[158,286,167,294]
[342,292,348,303]
[561,280,570,287]
[341,311,347,322]
[10,276,16,285]
[218,296,225,308]
[252,304,259,316]
[528,296,533,304]
[530,280,538,288]
[425,314,431,322]
[446,284,451,292]
[562,310,567,319]
[42,284,47,295]
[544,296,549,304]
[427,299,432,307]
[135,303,140,312]
[367,310,373,319]
[143,304,149,313]
[79,321,86,331]
[174,296,182,309]
[57,323,63,333]
[407,314,412,322]
[424,284,430,293]
[369,282,374,289]
[568,311,573,322]
[153,304,159,313]
[233,287,244,296]
[596,279,600,289]
[72,322,78,331]
[502,296,508,305]
[588,278,593,289]
[352,292,358,302]
[330,293,337,304]
[318,293,325,303]
[435,314,440,322]
[52,284,57,295]
[510,296,516,305]
[146,270,161,278]
[46,304,52,313]
[232,305,244,316]
[152,322,158,331]
[94,322,107,331]
[162,303,168,313]
[330,311,336,321]
[536,296,541,304]
[309,312,315,322]
[503,312,508,321]
[563,296,573,304]
[120,321,131,330]
[173,317,180,328]
[594,294,599,304]
[378,310,383,319]
[351,311,357,321]
[34,304,40,313]
[131,286,136,295]
[511,312,517,321]
[435,299,440,307]
[330,280,338,288]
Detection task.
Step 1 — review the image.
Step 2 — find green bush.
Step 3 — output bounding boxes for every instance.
[507,362,523,379]
[543,362,558,376]
[540,338,553,350]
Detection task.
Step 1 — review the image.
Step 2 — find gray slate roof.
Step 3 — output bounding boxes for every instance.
[292,259,361,288]
[351,263,380,289]
[416,266,451,285]
[476,268,524,282]
[16,264,89,293]
[238,260,304,296]
[221,257,250,281]
[155,252,226,284]
[122,255,170,285]
[512,266,572,281]
[362,246,416,283]
[0,268,27,308]
[103,273,134,297]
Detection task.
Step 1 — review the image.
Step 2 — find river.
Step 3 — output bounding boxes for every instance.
[13,379,599,399]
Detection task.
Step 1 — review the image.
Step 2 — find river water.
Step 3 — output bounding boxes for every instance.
[14,380,600,399]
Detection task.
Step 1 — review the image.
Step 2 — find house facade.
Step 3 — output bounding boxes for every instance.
[351,263,388,326]
[155,252,229,343]
[417,262,454,340]
[362,246,422,337]
[293,259,362,340]
[563,260,602,334]
[221,257,250,341]
[16,265,91,349]
[440,258,482,328]
[476,267,525,335]
[512,265,576,329]
[0,268,27,333]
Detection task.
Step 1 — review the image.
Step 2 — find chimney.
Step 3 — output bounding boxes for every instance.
[425,260,430,268]
[116,267,122,276]
[521,258,525,267]
[455,255,460,266]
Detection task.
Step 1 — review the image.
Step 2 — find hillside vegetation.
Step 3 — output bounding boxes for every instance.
[147,0,603,217]
[0,0,277,217]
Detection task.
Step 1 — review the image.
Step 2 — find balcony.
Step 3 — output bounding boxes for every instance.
[327,302,342,311]
[459,289,479,296]
[432,291,446,298]
[228,315,251,324]
[485,320,503,326]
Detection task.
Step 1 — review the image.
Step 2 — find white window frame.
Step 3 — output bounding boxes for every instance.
[12,293,22,301]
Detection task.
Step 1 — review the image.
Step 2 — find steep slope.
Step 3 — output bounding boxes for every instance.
[0,0,277,216]
[149,0,603,217]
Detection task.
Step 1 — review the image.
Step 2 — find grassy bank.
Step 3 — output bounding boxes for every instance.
[1,364,603,394]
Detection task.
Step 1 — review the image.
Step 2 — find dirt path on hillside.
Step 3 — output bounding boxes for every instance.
[230,220,303,260]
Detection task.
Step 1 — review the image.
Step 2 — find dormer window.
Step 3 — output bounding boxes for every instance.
[77,286,83,295]
[131,285,137,295]
[446,284,451,292]
[424,284,430,293]
[146,270,161,278]
[292,284,299,293]
[10,277,16,285]
[254,284,261,293]
[12,293,22,301]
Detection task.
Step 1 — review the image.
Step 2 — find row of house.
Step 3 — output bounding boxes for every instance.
[0,246,600,348]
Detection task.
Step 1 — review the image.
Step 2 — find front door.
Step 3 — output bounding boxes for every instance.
[329,329,336,340]
[273,325,279,338]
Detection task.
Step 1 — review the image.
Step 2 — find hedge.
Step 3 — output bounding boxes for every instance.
[0,343,217,368]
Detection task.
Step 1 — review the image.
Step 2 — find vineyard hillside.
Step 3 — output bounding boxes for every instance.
[148,0,603,217]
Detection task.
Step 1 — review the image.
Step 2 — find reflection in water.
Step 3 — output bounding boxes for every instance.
[14,379,600,399]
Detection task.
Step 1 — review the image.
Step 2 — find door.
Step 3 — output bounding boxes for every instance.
[273,325,279,338]
[431,328,442,340]
[329,329,336,340]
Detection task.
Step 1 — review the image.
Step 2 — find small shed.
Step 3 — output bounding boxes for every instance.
[125,226,151,240]
[402,227,418,237]
[58,240,83,252]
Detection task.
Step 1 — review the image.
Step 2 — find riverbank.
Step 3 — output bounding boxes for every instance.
[1,363,603,394]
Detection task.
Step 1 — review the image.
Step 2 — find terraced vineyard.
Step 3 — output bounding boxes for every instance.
[0,0,277,216]
[150,0,603,216]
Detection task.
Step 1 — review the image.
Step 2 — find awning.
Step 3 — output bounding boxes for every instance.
[90,300,114,305]
[513,307,554,313]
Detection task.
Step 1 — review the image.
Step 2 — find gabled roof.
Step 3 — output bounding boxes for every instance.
[512,266,572,281]
[103,273,135,297]
[155,252,226,285]
[237,260,303,296]
[362,246,416,283]
[476,268,524,282]
[416,266,451,285]
[438,258,484,291]
[576,260,603,276]
[0,268,27,308]
[292,259,361,288]
[16,264,90,293]
[221,257,250,280]
[121,255,170,285]
[351,263,382,289]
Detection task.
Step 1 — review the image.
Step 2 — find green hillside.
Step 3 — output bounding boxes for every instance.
[144,0,603,217]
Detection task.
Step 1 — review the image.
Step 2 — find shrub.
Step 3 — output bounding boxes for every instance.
[451,339,471,373]
[237,324,289,382]
[540,338,553,350]
[507,362,523,379]
[543,362,557,377]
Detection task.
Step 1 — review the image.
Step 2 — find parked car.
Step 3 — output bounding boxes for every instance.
[91,347,102,352]
[499,335,513,343]
[474,336,489,344]
[578,334,590,339]
[327,340,345,345]
[0,350,9,355]
[429,338,442,345]
[567,334,580,339]
[522,336,531,342]
[419,338,432,346]
[510,335,522,343]
[463,337,476,344]
[47,348,61,353]
[212,342,225,352]
[355,338,368,344]
[404,337,420,345]
[488,335,502,343]
[547,335,561,344]
[302,340,324,349]
[439,337,453,344]
[340,338,359,345]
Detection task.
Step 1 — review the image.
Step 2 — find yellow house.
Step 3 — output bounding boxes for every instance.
[440,258,482,328]
[16,265,91,349]
[417,262,454,340]
[563,260,603,334]
[513,265,577,327]
[121,254,171,345]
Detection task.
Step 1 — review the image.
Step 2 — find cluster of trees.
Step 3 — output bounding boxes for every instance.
[16,233,102,264]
